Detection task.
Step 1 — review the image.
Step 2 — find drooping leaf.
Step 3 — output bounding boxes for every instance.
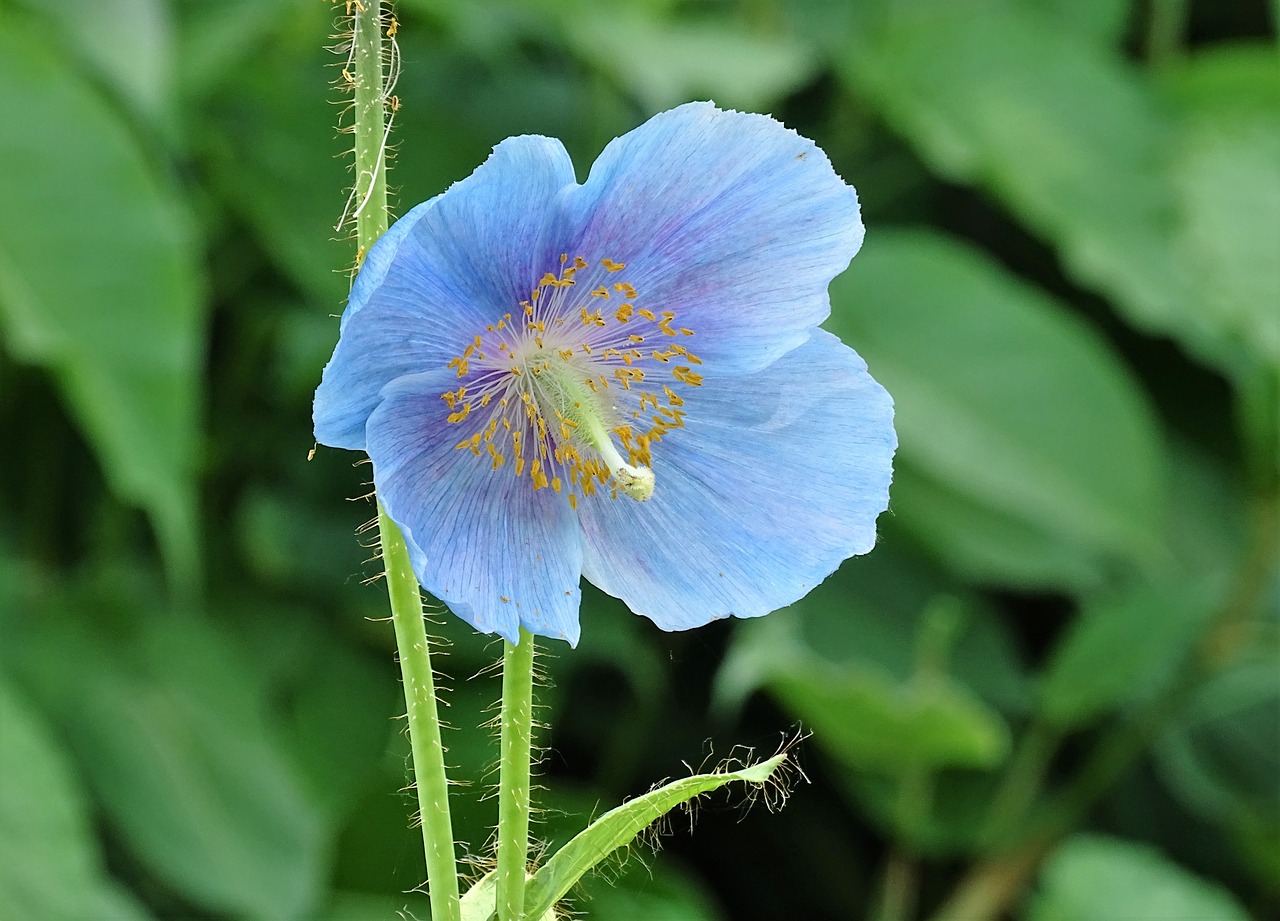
[827,229,1165,570]
[0,672,154,921]
[519,755,787,921]
[0,17,203,583]
[1025,834,1253,921]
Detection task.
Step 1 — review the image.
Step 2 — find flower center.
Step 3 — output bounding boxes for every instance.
[440,256,703,508]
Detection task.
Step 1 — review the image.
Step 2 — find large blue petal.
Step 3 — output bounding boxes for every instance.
[577,329,895,631]
[547,102,863,374]
[314,135,576,450]
[366,369,584,645]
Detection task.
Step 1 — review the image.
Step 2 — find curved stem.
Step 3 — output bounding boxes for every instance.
[346,4,460,919]
[496,628,536,920]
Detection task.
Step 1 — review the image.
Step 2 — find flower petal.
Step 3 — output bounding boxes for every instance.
[314,134,576,450]
[549,102,863,374]
[577,329,895,631]
[366,369,584,645]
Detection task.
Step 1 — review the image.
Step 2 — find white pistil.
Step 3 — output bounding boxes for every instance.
[571,393,655,501]
[595,438,655,501]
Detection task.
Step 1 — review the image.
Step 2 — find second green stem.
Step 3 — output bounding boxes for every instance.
[497,627,537,920]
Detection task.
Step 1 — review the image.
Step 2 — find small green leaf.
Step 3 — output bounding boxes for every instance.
[771,663,1009,772]
[519,755,788,920]
[0,672,153,921]
[828,230,1165,569]
[0,18,203,584]
[1038,583,1215,728]
[1026,833,1253,921]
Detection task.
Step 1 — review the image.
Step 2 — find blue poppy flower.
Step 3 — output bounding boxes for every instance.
[315,102,896,646]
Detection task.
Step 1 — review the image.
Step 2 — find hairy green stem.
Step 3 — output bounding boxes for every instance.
[496,628,536,921]
[382,508,461,919]
[347,4,460,919]
[351,0,390,254]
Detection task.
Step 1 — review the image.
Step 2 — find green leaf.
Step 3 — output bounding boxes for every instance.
[1025,833,1252,921]
[828,229,1165,570]
[175,0,313,101]
[0,672,153,921]
[14,608,328,921]
[889,464,1109,593]
[1023,0,1131,45]
[1163,44,1280,370]
[0,18,203,583]
[772,663,1009,772]
[1038,583,1216,728]
[837,2,1250,373]
[519,755,788,920]
[1155,660,1280,826]
[716,542,1029,721]
[12,0,175,127]
[563,6,816,112]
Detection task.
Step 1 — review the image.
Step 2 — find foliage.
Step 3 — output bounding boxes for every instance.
[0,0,1276,919]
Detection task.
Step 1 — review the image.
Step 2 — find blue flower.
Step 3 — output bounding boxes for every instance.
[315,102,896,646]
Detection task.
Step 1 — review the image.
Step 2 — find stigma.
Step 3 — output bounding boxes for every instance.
[439,255,702,508]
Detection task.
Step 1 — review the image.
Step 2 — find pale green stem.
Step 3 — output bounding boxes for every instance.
[351,0,389,255]
[496,628,536,921]
[348,4,460,920]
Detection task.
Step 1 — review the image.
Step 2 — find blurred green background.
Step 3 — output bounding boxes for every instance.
[1,0,1277,919]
